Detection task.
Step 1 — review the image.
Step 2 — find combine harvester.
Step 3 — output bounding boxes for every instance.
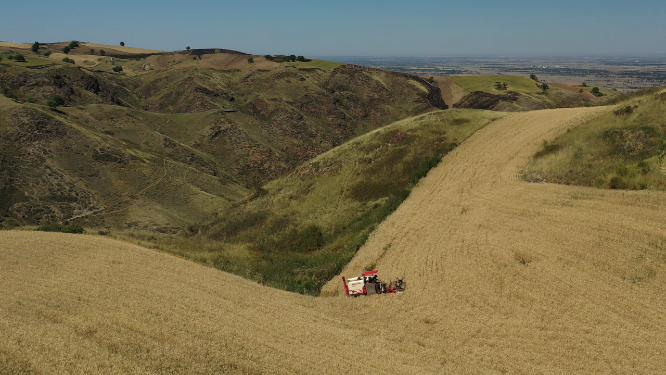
[341,270,406,297]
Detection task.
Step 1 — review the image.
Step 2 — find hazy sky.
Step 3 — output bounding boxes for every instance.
[3,0,665,56]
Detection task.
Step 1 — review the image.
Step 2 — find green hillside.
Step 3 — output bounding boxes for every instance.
[112,109,504,294]
[452,75,542,94]
[523,88,666,190]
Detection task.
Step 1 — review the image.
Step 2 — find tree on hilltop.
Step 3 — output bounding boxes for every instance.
[120,41,125,46]
[186,46,190,50]
[69,41,79,49]
[297,55,305,62]
[31,41,39,53]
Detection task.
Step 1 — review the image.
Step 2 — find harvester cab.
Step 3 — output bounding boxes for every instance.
[341,270,406,297]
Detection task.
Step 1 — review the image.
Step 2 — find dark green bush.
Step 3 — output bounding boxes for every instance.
[36,223,84,234]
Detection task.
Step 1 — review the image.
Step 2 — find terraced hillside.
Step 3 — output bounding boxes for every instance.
[3,106,665,374]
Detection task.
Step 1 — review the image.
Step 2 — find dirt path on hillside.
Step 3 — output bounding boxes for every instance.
[3,107,666,374]
[433,76,465,106]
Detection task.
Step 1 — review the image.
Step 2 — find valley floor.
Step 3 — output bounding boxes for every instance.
[2,107,666,374]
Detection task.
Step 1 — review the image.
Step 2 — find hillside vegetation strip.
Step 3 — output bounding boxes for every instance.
[3,105,666,373]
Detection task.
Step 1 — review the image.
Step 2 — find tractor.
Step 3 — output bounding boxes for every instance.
[341,270,406,297]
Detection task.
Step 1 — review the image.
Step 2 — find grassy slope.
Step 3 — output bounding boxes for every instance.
[0,53,55,68]
[119,109,504,294]
[452,75,543,94]
[0,58,440,231]
[283,59,344,71]
[523,89,666,190]
[452,75,622,111]
[0,100,249,231]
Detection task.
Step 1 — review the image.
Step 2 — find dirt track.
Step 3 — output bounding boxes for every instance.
[2,107,666,374]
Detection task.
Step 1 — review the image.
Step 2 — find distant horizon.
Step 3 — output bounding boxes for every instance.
[4,40,666,60]
[2,1,665,57]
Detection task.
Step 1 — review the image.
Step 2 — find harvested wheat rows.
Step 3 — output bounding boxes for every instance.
[2,107,665,374]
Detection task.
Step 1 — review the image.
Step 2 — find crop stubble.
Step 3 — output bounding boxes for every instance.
[2,107,666,374]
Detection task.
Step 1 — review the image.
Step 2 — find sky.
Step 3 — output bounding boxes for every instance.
[2,0,665,57]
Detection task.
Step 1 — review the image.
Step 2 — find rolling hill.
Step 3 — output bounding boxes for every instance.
[0,44,445,232]
[446,75,621,111]
[3,105,665,374]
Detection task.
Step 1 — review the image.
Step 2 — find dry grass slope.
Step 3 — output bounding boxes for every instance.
[2,107,666,374]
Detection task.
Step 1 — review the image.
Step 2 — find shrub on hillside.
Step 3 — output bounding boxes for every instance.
[62,46,70,54]
[112,65,123,72]
[614,105,637,116]
[44,51,51,57]
[36,223,84,234]
[13,54,26,62]
[534,140,562,158]
[62,57,75,64]
[2,87,16,100]
[46,95,65,109]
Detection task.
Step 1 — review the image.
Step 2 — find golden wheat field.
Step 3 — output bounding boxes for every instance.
[2,107,666,374]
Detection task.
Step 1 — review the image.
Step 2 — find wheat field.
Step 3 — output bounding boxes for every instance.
[2,107,666,374]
